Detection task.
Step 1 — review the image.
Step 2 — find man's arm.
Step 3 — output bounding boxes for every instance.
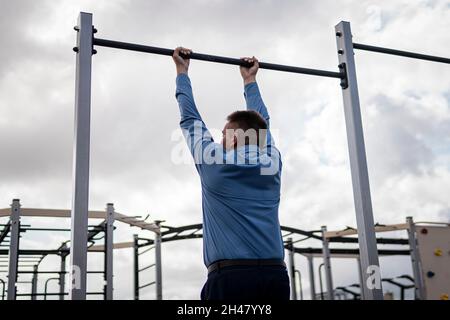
[173,47,214,163]
[240,56,274,148]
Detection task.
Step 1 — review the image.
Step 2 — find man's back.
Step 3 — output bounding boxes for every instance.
[199,146,284,266]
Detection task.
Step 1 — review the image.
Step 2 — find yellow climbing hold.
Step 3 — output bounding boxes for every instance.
[434,248,443,256]
[440,294,449,300]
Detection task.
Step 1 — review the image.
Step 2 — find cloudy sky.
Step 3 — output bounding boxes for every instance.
[0,0,449,300]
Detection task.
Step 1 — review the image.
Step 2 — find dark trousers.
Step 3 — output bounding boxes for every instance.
[201,264,290,300]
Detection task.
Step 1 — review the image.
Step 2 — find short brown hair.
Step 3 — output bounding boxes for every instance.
[226,110,268,147]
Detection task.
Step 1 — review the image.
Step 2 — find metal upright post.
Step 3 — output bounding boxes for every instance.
[59,243,68,300]
[295,270,304,300]
[307,255,316,300]
[287,238,297,300]
[356,257,365,300]
[133,234,139,300]
[0,279,5,300]
[31,265,38,300]
[335,21,383,300]
[7,199,21,300]
[44,278,60,300]
[154,221,163,300]
[104,203,114,300]
[318,263,325,300]
[406,217,425,300]
[70,11,94,300]
[321,226,334,300]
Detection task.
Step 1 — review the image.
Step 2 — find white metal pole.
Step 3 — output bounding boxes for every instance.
[31,265,38,300]
[357,257,365,300]
[7,199,20,300]
[335,21,383,300]
[307,255,316,300]
[154,221,163,300]
[70,11,93,300]
[105,203,114,300]
[321,226,334,300]
[406,216,425,299]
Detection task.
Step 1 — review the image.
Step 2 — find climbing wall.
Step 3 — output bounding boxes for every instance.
[416,225,450,300]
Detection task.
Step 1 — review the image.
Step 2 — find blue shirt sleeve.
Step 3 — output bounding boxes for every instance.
[243,81,275,151]
[175,73,221,167]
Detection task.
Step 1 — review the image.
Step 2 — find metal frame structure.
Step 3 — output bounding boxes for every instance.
[69,12,450,300]
[320,219,436,300]
[71,12,376,299]
[1,203,441,300]
[135,223,414,300]
[0,200,159,300]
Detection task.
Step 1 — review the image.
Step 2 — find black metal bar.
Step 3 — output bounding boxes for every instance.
[328,237,409,245]
[0,278,5,300]
[16,292,101,297]
[20,228,71,232]
[93,38,343,79]
[293,247,410,256]
[138,281,155,290]
[86,292,107,295]
[137,237,152,242]
[0,249,68,255]
[59,244,67,300]
[18,270,103,274]
[382,278,414,300]
[138,246,155,256]
[353,43,450,64]
[87,221,106,242]
[0,222,11,245]
[159,234,202,244]
[17,270,66,274]
[138,263,155,273]
[336,286,360,300]
[15,292,68,297]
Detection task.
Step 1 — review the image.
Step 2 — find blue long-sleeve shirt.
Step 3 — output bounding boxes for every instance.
[175,73,284,267]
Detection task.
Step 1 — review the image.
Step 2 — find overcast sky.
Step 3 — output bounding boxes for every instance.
[0,0,449,300]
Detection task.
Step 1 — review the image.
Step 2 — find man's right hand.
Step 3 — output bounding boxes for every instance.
[173,46,192,75]
[240,56,259,85]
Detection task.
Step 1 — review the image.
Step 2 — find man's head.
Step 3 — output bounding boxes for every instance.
[222,110,268,150]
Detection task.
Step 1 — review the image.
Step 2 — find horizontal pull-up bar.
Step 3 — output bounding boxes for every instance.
[353,43,450,64]
[93,38,344,79]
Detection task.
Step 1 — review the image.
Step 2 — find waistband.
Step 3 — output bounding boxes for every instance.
[207,259,286,274]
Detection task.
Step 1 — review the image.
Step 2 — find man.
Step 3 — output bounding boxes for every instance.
[173,47,289,300]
